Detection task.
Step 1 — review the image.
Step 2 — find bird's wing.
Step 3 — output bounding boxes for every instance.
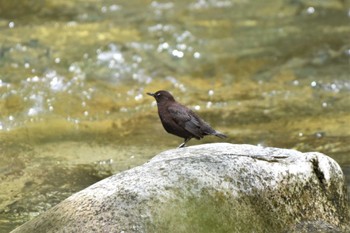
[168,105,203,138]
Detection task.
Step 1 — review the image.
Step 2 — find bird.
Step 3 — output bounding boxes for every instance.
[147,90,227,148]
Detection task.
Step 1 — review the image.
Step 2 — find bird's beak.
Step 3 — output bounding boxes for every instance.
[147,92,155,97]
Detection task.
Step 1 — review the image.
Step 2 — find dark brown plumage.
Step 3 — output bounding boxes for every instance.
[147,90,227,148]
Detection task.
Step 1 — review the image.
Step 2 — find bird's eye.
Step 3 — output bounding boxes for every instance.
[156,93,161,97]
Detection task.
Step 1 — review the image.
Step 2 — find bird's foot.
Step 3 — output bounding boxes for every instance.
[177,138,191,148]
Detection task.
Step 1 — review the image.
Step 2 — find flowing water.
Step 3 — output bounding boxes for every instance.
[0,0,349,231]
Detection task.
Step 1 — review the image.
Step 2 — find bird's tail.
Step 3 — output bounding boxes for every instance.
[214,131,227,139]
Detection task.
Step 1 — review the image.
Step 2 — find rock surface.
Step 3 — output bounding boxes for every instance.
[11,143,349,233]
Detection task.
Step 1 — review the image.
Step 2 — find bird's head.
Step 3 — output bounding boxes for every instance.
[147,90,175,104]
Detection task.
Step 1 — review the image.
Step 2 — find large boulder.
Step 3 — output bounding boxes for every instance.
[11,143,349,233]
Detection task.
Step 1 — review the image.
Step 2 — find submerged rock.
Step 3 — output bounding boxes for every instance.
[11,143,349,233]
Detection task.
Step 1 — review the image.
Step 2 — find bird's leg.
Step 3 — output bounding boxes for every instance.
[178,138,191,148]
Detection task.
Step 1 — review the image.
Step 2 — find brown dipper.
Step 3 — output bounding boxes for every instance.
[147,90,227,148]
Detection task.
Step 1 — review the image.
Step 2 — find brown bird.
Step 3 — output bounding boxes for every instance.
[147,90,227,148]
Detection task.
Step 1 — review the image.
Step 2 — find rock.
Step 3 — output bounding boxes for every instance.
[11,143,349,233]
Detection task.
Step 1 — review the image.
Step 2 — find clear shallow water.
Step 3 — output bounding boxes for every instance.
[0,0,349,231]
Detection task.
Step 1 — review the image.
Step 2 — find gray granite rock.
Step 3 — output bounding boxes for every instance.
[11,143,349,233]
